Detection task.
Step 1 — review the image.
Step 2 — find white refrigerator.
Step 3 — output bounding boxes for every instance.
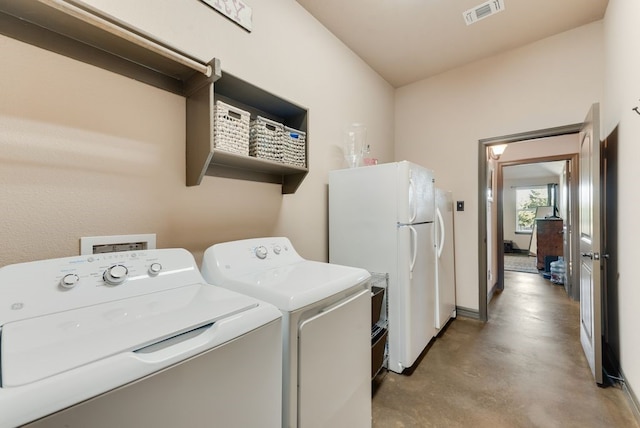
[435,189,457,331]
[329,161,436,374]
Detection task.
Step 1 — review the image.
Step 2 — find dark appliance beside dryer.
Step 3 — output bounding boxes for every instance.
[371,273,388,380]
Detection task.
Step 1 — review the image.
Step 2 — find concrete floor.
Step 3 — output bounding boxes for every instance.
[372,270,640,427]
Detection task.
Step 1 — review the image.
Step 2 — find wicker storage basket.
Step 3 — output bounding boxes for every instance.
[249,116,284,162]
[213,100,250,155]
[283,126,306,167]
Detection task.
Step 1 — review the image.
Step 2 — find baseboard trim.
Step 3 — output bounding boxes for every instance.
[456,306,480,319]
[487,280,499,302]
[620,368,640,424]
[505,249,529,255]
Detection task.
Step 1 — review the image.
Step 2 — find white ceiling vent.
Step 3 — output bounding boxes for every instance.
[463,0,505,25]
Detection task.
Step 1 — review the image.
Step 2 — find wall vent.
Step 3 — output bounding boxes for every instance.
[463,0,505,25]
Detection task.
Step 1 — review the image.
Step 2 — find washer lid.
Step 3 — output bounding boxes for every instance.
[223,261,370,311]
[0,284,257,387]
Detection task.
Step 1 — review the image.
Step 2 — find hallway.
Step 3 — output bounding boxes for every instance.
[371,271,639,427]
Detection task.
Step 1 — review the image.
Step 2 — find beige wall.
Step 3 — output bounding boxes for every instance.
[0,0,395,267]
[395,22,603,311]
[4,0,638,404]
[603,0,640,402]
[498,134,579,252]
[497,134,580,162]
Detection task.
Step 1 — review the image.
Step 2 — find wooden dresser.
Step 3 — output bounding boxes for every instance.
[535,218,563,270]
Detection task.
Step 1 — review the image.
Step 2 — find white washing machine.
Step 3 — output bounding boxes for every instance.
[201,237,372,428]
[0,248,283,428]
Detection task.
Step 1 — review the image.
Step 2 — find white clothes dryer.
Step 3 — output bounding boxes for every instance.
[201,237,372,428]
[0,249,282,428]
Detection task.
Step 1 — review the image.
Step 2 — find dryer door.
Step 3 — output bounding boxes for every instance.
[297,289,371,427]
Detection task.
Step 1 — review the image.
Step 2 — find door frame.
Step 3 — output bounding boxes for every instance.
[477,124,582,321]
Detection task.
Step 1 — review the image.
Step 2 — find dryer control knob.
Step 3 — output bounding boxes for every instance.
[273,245,281,255]
[60,273,80,289]
[148,262,162,276]
[104,264,128,285]
[255,246,268,259]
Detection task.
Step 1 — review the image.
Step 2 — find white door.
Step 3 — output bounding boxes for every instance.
[560,161,572,296]
[486,197,493,294]
[579,103,603,384]
[394,222,436,370]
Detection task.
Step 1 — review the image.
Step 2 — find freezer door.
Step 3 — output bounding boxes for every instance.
[327,161,434,228]
[397,161,435,224]
[329,163,400,274]
[387,223,436,372]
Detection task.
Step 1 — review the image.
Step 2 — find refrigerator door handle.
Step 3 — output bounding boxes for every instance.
[409,225,418,278]
[436,207,445,258]
[409,177,417,223]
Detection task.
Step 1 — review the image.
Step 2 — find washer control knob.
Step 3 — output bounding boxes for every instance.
[255,246,268,259]
[60,273,80,289]
[104,264,128,285]
[148,262,162,276]
[273,245,281,255]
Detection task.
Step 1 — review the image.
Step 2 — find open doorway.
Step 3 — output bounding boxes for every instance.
[502,161,566,272]
[478,106,618,385]
[499,158,578,300]
[477,125,582,322]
